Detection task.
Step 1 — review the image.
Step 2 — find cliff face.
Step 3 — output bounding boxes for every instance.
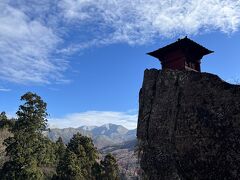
[137,69,240,180]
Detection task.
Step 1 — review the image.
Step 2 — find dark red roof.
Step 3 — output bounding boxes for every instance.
[147,37,214,60]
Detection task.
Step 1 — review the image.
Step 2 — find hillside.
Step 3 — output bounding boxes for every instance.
[100,139,141,179]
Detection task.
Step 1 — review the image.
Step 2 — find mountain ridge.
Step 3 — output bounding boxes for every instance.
[46,123,136,149]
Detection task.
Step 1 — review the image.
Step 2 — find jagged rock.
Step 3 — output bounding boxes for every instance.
[137,69,240,180]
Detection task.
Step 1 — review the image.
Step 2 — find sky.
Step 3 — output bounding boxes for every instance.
[0,0,240,129]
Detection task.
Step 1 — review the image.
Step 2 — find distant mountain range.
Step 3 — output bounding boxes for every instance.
[46,123,137,149]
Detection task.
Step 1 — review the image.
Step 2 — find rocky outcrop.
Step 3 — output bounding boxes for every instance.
[137,69,240,180]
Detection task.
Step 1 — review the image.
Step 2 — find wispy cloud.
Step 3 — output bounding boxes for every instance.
[0,88,11,92]
[0,1,66,84]
[1,0,240,84]
[59,0,240,46]
[48,110,138,129]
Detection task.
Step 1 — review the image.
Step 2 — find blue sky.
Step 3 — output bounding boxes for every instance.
[0,0,240,129]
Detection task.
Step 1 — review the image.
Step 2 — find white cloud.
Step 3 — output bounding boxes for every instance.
[48,110,138,129]
[0,1,66,84]
[59,0,240,45]
[0,88,11,92]
[1,0,240,84]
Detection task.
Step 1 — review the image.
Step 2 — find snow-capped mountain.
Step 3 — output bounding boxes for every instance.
[47,123,136,149]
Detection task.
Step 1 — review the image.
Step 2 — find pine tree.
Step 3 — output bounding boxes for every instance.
[55,137,66,162]
[55,149,83,180]
[1,92,48,180]
[13,92,48,133]
[0,112,14,129]
[55,133,99,179]
[67,133,98,178]
[91,162,103,180]
[38,136,57,165]
[101,154,120,180]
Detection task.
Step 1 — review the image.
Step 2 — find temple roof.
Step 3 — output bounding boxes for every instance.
[147,37,214,61]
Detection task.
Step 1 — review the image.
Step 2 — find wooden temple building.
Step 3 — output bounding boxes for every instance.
[147,37,213,72]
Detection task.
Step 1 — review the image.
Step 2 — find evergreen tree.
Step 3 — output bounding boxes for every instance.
[101,154,120,180]
[0,112,8,128]
[1,92,48,180]
[0,112,14,129]
[13,92,48,133]
[67,133,98,178]
[55,149,83,180]
[55,133,99,179]
[91,162,103,180]
[38,136,57,166]
[55,137,66,162]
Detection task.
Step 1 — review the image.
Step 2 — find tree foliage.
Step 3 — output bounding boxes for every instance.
[1,92,49,179]
[55,133,99,179]
[55,137,66,162]
[101,154,120,180]
[91,162,103,180]
[55,149,84,180]
[0,112,14,129]
[0,92,121,179]
[14,92,48,133]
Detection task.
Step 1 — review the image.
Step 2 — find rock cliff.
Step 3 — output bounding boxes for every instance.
[137,69,240,180]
